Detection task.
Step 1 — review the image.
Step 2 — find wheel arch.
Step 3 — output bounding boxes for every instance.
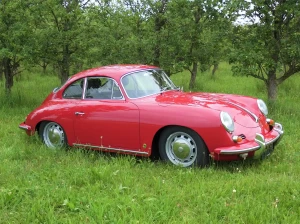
[35,120,53,133]
[36,120,70,144]
[37,120,69,148]
[35,120,45,133]
[151,125,209,159]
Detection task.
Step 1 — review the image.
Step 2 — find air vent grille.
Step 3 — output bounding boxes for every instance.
[239,134,246,139]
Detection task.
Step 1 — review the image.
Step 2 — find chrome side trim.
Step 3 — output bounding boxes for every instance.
[227,101,259,122]
[73,143,149,155]
[220,122,283,155]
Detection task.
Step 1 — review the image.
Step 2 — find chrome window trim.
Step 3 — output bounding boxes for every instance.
[120,69,177,100]
[62,77,85,100]
[111,80,124,100]
[82,77,87,99]
[73,143,148,155]
[83,77,125,101]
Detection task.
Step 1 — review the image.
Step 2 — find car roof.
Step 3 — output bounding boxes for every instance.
[69,64,159,82]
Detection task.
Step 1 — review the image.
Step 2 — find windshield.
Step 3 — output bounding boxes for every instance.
[121,69,177,99]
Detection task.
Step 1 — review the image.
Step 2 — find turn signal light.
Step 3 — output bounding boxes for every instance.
[232,136,243,143]
[266,118,275,126]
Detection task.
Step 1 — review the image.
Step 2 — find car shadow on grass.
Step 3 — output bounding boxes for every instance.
[25,136,272,172]
[67,146,270,172]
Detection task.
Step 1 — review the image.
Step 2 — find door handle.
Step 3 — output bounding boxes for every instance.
[75,112,85,116]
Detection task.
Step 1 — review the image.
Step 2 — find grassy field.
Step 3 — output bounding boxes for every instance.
[0,63,300,223]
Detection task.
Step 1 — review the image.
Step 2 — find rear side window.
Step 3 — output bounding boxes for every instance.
[63,79,84,99]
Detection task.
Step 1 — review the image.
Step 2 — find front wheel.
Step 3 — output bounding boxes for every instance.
[159,127,209,167]
[39,122,67,148]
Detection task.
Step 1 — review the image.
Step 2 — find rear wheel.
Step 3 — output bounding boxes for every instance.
[159,127,209,167]
[39,122,67,148]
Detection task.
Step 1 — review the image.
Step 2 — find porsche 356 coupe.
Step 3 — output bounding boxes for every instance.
[19,65,284,167]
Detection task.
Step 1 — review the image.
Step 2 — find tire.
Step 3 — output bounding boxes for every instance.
[159,126,209,167]
[39,121,67,148]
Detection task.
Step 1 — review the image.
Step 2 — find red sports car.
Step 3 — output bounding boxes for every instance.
[19,65,284,167]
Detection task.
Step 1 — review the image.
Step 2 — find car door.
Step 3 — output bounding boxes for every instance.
[73,77,140,151]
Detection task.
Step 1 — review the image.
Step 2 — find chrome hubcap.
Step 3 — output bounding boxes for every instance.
[43,122,65,148]
[165,132,197,167]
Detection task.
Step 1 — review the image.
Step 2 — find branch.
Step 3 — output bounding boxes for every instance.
[49,6,60,32]
[82,0,91,8]
[248,73,267,83]
[186,66,192,74]
[277,64,300,85]
[261,65,268,79]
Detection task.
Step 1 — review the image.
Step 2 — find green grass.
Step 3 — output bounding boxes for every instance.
[1,64,300,223]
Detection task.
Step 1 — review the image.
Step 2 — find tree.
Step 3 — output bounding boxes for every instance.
[163,0,224,88]
[0,0,33,94]
[146,0,169,67]
[0,61,3,80]
[230,0,300,101]
[31,0,92,84]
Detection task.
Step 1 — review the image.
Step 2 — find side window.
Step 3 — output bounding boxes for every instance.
[63,79,84,99]
[112,82,123,99]
[122,75,136,98]
[85,77,123,100]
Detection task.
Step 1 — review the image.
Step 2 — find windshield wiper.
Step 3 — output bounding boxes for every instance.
[160,86,171,92]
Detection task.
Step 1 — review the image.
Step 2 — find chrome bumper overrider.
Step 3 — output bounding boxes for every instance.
[219,122,284,156]
[19,123,32,131]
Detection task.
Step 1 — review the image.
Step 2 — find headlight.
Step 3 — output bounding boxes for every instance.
[257,99,268,116]
[220,111,234,133]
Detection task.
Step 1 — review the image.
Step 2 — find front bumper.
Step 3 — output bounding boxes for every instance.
[19,123,32,131]
[19,122,33,135]
[214,122,284,159]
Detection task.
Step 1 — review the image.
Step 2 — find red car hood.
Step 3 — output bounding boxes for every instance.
[154,91,262,128]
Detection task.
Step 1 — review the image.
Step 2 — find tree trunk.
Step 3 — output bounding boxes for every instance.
[153,46,160,67]
[42,61,48,74]
[266,72,278,101]
[60,45,70,84]
[0,61,3,81]
[3,58,14,95]
[153,1,168,66]
[212,62,218,76]
[189,62,198,89]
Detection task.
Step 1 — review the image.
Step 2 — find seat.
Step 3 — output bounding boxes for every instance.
[86,79,101,98]
[88,79,101,89]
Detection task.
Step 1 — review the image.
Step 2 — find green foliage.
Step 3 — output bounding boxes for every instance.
[2,0,299,101]
[0,0,32,59]
[164,0,224,71]
[28,0,94,83]
[230,0,300,100]
[0,0,34,92]
[0,64,300,223]
[1,0,234,94]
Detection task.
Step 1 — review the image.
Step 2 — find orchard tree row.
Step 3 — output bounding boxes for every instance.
[0,0,299,100]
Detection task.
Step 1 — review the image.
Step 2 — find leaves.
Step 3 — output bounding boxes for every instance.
[230,0,300,100]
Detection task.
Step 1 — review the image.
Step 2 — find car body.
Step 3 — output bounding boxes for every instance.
[19,65,284,167]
